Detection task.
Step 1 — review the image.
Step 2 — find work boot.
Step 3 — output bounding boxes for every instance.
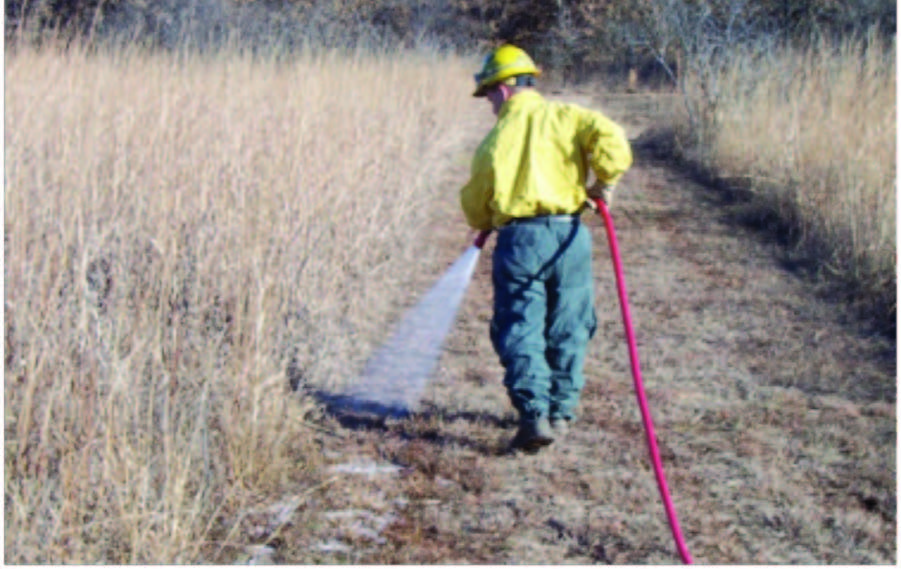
[509,416,555,452]
[550,418,570,437]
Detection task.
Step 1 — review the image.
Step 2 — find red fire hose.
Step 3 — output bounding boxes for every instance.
[590,197,692,564]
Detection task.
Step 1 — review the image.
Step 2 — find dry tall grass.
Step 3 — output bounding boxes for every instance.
[676,34,896,325]
[4,42,473,563]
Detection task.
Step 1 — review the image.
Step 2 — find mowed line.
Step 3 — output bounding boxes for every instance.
[401,91,895,564]
[302,91,895,564]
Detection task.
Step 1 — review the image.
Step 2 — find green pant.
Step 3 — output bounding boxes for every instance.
[490,216,597,422]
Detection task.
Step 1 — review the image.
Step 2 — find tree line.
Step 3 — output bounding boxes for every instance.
[6,0,895,74]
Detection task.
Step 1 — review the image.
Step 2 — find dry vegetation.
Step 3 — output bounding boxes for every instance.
[4,42,474,562]
[4,2,896,563]
[674,34,896,328]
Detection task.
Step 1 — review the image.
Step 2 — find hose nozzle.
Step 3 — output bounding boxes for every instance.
[473,230,492,249]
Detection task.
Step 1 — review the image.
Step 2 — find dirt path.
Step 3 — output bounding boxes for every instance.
[283,91,895,564]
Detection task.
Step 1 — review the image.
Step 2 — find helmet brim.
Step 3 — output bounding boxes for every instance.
[472,84,490,97]
[472,71,490,97]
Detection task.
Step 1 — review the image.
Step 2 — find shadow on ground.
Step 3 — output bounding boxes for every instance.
[315,390,512,456]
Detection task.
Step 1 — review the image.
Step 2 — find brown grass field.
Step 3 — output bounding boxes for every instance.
[4,40,896,563]
[674,34,895,326]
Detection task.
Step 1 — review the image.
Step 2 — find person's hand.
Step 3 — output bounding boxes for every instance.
[587,182,615,208]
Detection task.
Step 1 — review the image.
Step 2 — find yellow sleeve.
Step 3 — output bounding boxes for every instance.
[577,108,633,187]
[459,150,495,231]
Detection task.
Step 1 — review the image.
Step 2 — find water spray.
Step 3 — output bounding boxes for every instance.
[332,231,491,417]
[587,197,693,565]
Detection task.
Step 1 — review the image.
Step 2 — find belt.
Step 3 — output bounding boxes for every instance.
[504,213,581,226]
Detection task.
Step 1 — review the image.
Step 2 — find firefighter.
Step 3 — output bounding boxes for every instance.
[461,44,633,452]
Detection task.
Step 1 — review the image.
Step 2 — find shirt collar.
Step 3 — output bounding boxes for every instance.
[498,90,544,119]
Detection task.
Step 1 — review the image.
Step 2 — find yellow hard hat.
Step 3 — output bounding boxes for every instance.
[472,44,541,97]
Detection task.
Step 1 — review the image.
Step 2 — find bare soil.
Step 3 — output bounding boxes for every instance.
[276,91,896,564]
